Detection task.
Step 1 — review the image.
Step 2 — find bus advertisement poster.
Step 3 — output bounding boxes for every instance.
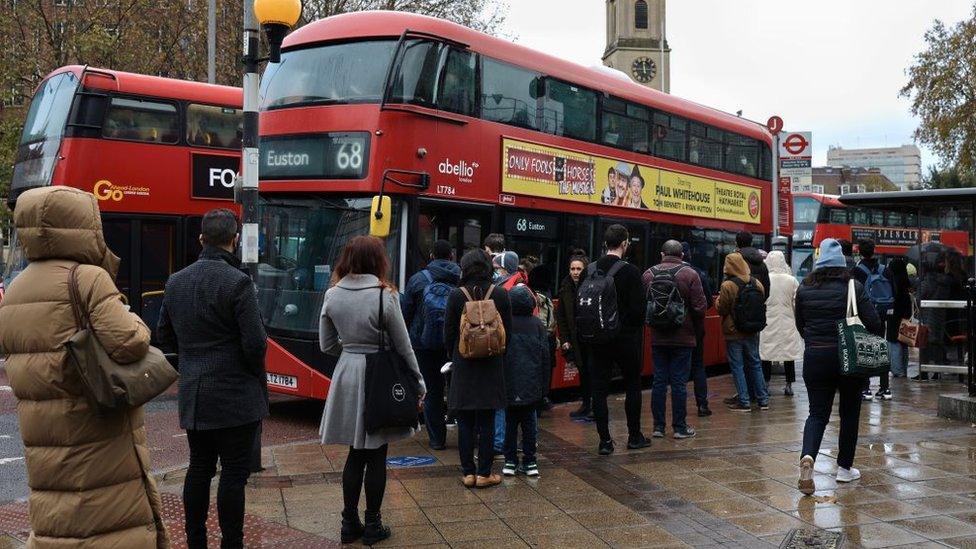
[501,138,762,225]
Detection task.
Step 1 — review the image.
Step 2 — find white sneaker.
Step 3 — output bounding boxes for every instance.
[798,455,815,495]
[836,466,861,482]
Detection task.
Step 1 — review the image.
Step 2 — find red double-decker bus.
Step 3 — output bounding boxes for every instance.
[792,192,969,278]
[7,66,242,330]
[255,11,775,399]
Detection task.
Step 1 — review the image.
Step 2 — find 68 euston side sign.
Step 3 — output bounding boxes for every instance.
[192,153,240,200]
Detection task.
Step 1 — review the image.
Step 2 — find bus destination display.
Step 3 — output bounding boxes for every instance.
[260,132,369,179]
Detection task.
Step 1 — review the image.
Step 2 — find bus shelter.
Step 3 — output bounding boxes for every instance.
[840,189,976,408]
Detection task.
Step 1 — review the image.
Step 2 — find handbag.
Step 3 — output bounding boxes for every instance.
[364,287,421,434]
[897,300,929,348]
[837,279,890,377]
[64,264,178,413]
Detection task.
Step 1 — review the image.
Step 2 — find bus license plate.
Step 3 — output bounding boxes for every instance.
[266,373,298,389]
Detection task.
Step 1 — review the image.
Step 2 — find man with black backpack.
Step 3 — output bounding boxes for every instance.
[642,240,707,439]
[852,238,894,401]
[716,252,769,412]
[577,225,651,455]
[401,240,460,450]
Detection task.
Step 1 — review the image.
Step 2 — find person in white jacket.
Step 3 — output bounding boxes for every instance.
[759,251,804,395]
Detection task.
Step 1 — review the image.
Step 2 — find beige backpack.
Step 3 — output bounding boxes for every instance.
[458,285,507,359]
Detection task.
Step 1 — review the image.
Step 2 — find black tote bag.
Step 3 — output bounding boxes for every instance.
[364,288,421,433]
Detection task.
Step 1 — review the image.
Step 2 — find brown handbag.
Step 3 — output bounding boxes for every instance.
[458,284,507,359]
[897,301,928,348]
[64,264,178,413]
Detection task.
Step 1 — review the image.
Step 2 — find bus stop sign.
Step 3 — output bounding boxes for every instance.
[767,116,784,135]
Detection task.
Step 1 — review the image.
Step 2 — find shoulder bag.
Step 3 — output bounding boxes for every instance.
[837,279,890,377]
[897,299,929,348]
[64,264,178,413]
[364,287,421,434]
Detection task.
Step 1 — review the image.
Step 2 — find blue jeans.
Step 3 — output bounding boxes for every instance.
[503,405,537,464]
[493,409,505,451]
[652,345,693,431]
[727,336,768,406]
[889,341,908,377]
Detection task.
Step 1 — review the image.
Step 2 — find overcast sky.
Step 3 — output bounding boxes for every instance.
[502,0,974,171]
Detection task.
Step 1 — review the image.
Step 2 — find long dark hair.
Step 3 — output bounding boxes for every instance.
[802,266,850,287]
[332,235,395,290]
[888,257,910,296]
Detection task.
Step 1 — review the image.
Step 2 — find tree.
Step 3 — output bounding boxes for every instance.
[901,6,976,171]
[917,165,976,190]
[300,1,509,34]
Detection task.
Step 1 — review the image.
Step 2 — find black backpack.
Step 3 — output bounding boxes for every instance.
[731,277,767,334]
[575,261,626,344]
[644,264,687,331]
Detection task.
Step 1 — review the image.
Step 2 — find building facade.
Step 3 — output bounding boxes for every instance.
[802,166,898,196]
[603,0,670,93]
[825,145,921,191]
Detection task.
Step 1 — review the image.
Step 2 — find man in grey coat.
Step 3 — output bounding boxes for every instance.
[157,208,268,549]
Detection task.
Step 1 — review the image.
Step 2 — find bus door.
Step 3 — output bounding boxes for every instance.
[502,210,561,295]
[102,214,191,340]
[598,219,649,272]
[415,200,491,270]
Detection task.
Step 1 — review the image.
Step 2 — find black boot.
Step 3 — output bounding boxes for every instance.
[340,508,364,544]
[362,510,391,546]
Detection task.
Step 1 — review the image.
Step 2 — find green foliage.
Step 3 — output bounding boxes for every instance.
[918,165,976,190]
[901,6,976,171]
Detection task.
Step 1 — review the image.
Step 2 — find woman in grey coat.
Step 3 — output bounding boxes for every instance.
[319,236,425,545]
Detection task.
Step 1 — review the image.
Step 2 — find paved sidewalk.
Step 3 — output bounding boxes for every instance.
[4,373,976,547]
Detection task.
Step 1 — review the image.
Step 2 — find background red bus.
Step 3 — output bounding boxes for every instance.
[255,11,775,400]
[791,192,969,279]
[7,66,242,332]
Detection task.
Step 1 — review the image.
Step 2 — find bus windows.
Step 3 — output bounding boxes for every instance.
[481,58,541,131]
[725,133,758,177]
[390,40,443,108]
[601,98,649,152]
[652,112,687,162]
[870,209,885,226]
[689,123,722,171]
[887,211,904,227]
[829,208,849,225]
[543,80,597,142]
[187,104,243,149]
[103,97,178,143]
[436,48,476,116]
[261,40,396,109]
[793,197,820,224]
[850,208,869,226]
[20,71,78,145]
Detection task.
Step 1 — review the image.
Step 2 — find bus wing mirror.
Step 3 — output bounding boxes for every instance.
[370,195,392,238]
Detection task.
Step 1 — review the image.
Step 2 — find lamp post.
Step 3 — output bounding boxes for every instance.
[240,0,300,277]
[241,0,300,474]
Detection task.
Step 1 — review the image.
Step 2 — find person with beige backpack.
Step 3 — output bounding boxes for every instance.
[443,249,512,488]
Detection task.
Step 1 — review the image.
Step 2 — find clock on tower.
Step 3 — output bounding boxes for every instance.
[631,57,657,83]
[602,0,670,92]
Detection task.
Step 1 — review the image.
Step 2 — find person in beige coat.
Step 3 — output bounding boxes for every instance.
[0,186,168,548]
[759,251,804,396]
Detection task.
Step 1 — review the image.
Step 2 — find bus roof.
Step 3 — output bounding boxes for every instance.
[48,65,241,107]
[794,192,844,207]
[283,11,772,145]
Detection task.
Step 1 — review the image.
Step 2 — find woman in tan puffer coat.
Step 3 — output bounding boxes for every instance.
[0,187,168,548]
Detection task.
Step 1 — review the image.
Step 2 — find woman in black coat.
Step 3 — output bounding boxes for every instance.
[444,249,513,488]
[555,253,589,418]
[886,258,912,381]
[794,239,884,495]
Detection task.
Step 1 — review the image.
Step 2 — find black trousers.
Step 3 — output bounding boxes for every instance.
[573,344,592,407]
[416,350,447,447]
[589,332,642,442]
[762,360,796,383]
[456,409,495,476]
[184,421,260,549]
[800,347,863,469]
[342,444,389,514]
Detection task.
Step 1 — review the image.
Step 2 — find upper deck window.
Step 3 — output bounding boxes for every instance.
[725,133,758,177]
[792,197,820,224]
[20,71,78,145]
[543,80,597,141]
[689,123,723,171]
[261,40,396,109]
[102,97,178,144]
[388,40,476,117]
[652,112,687,162]
[601,97,649,153]
[187,104,242,149]
[481,58,542,131]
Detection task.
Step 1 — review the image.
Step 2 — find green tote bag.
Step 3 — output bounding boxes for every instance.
[837,279,890,377]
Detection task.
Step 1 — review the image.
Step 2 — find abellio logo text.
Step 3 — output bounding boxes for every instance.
[438,158,479,183]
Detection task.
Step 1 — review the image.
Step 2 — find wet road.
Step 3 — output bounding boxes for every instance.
[0,366,325,503]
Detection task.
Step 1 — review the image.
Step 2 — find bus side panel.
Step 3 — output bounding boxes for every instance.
[265,339,331,400]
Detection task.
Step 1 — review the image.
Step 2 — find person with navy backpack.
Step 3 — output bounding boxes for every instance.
[851,238,894,401]
[402,240,460,450]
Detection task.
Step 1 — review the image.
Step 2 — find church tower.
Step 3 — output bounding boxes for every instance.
[603,0,670,93]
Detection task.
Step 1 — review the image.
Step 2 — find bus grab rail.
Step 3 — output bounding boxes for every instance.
[379,28,470,112]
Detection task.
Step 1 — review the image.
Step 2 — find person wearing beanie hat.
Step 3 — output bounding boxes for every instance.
[794,238,885,495]
[814,238,847,269]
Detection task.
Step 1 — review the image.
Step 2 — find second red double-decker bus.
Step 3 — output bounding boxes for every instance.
[254,11,775,400]
[7,66,242,330]
[792,192,969,278]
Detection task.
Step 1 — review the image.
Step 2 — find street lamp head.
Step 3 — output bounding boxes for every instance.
[254,0,301,63]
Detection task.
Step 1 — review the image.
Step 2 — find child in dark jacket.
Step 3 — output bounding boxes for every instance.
[502,285,549,477]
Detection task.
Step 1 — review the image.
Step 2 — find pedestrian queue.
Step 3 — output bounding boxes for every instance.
[759,250,803,397]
